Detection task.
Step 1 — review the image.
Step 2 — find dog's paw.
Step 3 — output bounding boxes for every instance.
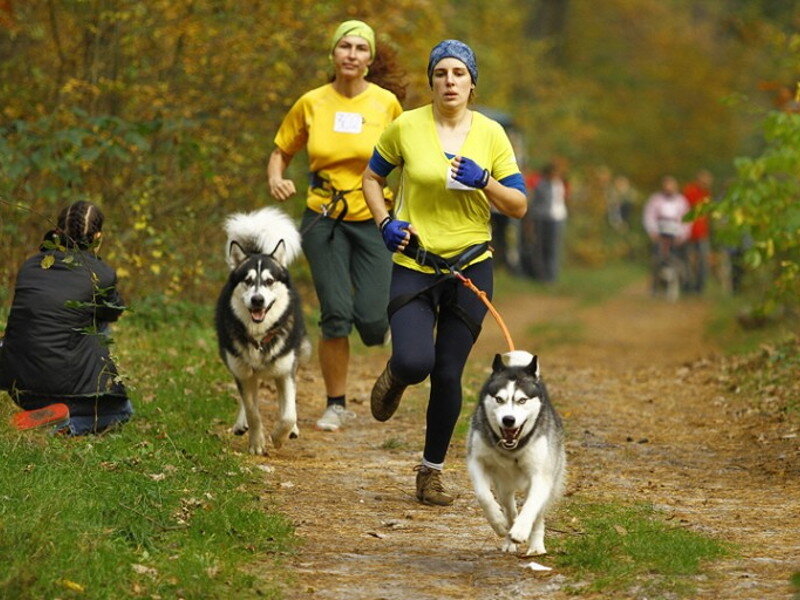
[232,424,249,436]
[271,420,296,449]
[270,429,290,449]
[248,431,268,455]
[486,516,509,537]
[508,522,531,545]
[501,537,519,554]
[523,544,547,557]
[248,442,268,456]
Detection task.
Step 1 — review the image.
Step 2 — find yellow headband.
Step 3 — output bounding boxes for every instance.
[330,20,375,58]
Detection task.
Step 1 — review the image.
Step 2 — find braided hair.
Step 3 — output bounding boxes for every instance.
[56,201,105,250]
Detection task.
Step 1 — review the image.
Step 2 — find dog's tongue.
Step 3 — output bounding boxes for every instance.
[250,308,266,322]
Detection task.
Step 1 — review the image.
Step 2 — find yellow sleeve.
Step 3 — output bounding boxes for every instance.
[374,115,403,166]
[274,96,308,156]
[490,122,520,181]
[391,96,403,120]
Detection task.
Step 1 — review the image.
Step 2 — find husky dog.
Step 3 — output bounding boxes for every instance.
[215,206,310,455]
[466,351,566,555]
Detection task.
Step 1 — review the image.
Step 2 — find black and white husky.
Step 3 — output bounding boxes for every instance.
[215,206,310,455]
[466,351,566,555]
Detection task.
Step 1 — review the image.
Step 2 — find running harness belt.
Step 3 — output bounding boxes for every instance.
[386,238,491,340]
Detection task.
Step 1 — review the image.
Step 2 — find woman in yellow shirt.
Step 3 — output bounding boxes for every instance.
[268,21,405,432]
[363,40,527,505]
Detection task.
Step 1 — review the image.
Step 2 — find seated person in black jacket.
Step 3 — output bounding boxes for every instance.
[0,201,132,435]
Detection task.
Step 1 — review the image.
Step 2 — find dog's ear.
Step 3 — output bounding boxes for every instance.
[525,354,540,380]
[270,239,287,266]
[228,240,248,268]
[492,353,504,373]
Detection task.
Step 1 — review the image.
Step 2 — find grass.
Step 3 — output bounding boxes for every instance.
[379,436,409,451]
[494,259,647,307]
[705,286,799,355]
[553,501,730,597]
[2,257,793,598]
[0,300,295,599]
[526,316,586,348]
[556,260,648,306]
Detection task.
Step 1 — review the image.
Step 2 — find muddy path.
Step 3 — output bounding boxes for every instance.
[248,277,799,599]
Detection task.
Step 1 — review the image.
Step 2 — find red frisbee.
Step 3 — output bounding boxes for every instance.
[11,403,70,431]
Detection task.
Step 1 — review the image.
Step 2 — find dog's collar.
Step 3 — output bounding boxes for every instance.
[249,327,281,352]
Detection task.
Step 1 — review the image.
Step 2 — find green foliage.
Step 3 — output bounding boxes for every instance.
[555,501,730,596]
[0,311,294,599]
[0,1,448,301]
[543,0,749,183]
[0,105,231,301]
[0,0,795,304]
[707,110,800,313]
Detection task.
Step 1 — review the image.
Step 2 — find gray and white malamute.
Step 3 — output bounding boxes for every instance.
[215,206,310,455]
[466,351,566,555]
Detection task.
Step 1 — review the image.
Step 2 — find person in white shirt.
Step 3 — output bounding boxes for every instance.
[528,162,568,282]
[642,175,691,244]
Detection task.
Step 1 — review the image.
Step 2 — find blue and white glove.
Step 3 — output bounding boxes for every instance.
[380,218,411,252]
[453,156,490,189]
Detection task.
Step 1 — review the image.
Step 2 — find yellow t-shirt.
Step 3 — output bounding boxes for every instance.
[274,82,402,222]
[374,105,521,273]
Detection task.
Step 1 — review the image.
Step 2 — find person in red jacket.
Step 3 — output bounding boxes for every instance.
[682,170,713,293]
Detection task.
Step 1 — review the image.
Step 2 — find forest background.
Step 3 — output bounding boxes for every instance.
[0,0,798,311]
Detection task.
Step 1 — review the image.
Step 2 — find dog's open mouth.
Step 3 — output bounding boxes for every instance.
[249,300,275,323]
[500,427,522,449]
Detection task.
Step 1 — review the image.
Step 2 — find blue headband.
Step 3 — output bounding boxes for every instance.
[427,39,478,86]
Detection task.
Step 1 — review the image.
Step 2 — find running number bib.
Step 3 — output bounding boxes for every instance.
[446,165,473,191]
[273,83,403,221]
[334,111,363,134]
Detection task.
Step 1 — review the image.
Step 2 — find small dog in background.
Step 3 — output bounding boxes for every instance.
[215,206,310,455]
[466,350,566,555]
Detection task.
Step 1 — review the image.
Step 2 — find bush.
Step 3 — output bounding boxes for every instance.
[705,110,800,316]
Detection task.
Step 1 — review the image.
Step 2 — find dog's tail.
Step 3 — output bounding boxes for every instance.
[224,206,302,269]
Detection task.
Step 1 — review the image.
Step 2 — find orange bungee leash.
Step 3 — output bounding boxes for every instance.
[392,234,516,352]
[453,271,516,352]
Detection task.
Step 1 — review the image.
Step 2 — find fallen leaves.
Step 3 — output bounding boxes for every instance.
[131,563,158,577]
[59,579,85,592]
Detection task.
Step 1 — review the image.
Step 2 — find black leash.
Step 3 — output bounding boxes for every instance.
[400,236,489,277]
[386,237,491,340]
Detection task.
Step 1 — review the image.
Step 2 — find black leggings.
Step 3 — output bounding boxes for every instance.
[388,259,492,464]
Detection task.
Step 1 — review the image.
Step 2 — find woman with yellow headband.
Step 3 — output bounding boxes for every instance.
[268,20,405,432]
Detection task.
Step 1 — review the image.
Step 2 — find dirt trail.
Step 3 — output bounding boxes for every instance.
[249,277,799,600]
